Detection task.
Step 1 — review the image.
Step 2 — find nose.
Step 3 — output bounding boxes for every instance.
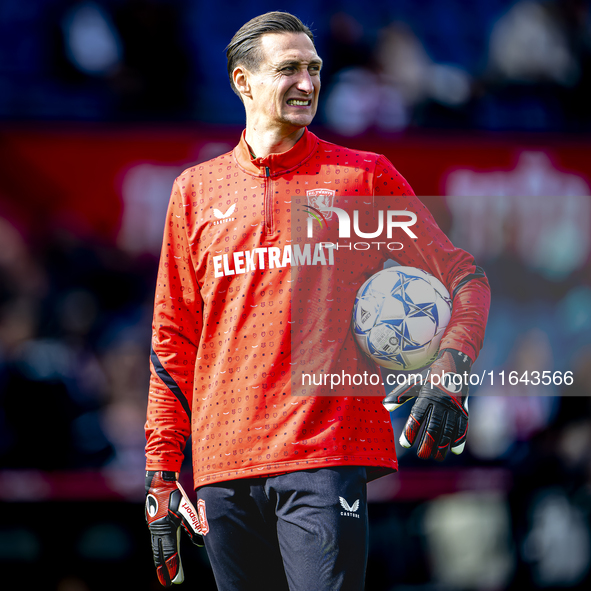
[296,70,314,94]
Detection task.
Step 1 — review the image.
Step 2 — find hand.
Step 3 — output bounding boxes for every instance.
[388,349,471,462]
[145,471,204,587]
[382,367,429,411]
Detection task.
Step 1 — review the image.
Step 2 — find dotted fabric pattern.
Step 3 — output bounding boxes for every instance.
[145,129,491,487]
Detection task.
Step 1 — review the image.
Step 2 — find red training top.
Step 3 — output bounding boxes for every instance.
[145,128,490,488]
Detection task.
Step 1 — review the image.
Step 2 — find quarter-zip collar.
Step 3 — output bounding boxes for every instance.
[233,127,318,177]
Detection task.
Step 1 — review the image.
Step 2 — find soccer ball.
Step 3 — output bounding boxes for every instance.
[352,266,452,371]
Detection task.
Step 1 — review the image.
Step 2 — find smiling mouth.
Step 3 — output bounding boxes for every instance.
[287,99,311,106]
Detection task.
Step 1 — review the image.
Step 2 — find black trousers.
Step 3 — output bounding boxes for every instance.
[196,466,369,591]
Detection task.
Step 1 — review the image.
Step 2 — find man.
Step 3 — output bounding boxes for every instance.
[144,11,490,590]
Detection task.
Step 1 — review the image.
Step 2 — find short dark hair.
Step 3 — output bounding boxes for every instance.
[226,12,315,97]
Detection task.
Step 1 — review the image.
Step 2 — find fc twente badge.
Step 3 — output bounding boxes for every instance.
[306,189,336,219]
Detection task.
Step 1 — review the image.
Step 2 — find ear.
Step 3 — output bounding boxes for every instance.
[233,66,252,100]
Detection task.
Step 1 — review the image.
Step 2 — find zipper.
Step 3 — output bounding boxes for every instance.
[264,166,272,235]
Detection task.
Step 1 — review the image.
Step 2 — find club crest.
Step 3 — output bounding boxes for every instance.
[306,189,336,220]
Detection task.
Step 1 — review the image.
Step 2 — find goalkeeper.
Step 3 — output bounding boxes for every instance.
[144,10,490,590]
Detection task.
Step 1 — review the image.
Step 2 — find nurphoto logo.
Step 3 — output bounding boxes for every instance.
[305,207,418,240]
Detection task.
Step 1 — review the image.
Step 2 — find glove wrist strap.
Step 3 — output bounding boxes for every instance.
[145,470,178,493]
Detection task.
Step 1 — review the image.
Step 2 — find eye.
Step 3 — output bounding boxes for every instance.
[281,66,295,73]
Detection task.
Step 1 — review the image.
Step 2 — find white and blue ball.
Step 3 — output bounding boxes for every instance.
[352,266,452,371]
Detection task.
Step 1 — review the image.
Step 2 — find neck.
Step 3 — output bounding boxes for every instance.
[244,125,305,159]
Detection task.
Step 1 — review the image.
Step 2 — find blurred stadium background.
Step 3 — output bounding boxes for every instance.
[1,0,591,589]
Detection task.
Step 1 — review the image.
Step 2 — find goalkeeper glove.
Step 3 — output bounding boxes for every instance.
[384,349,470,462]
[382,366,430,411]
[145,471,204,587]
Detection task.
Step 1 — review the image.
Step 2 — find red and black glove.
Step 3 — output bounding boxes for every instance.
[145,471,204,587]
[384,349,470,461]
[382,366,430,411]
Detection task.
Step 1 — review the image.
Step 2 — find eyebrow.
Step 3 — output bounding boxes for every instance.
[276,58,323,69]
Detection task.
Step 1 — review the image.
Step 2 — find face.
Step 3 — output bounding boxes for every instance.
[236,32,322,134]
